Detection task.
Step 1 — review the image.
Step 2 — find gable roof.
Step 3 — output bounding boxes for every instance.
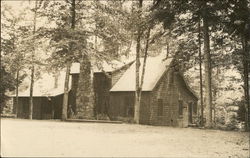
[110,56,173,92]
[177,73,198,100]
[70,58,134,74]
[8,71,71,97]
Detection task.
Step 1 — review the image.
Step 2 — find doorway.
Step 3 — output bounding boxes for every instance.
[188,102,193,124]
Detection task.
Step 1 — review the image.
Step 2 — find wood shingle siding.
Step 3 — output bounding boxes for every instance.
[109,56,198,127]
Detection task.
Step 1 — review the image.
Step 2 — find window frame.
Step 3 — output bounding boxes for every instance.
[125,96,134,117]
[178,100,183,116]
[193,102,197,115]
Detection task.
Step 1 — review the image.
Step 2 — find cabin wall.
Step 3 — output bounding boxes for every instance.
[93,73,112,115]
[109,92,134,119]
[16,97,29,119]
[174,73,198,126]
[14,94,63,120]
[70,74,79,113]
[15,97,43,119]
[150,69,175,126]
[70,67,130,117]
[139,92,151,124]
[109,92,151,124]
[53,94,63,119]
[149,69,197,127]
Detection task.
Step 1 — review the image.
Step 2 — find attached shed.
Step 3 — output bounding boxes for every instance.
[11,89,67,119]
[109,56,198,127]
[10,72,73,120]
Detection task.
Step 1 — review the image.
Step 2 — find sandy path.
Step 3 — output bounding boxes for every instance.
[1,119,249,157]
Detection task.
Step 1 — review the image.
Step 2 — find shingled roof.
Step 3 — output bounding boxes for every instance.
[70,58,134,74]
[8,71,71,97]
[110,56,173,92]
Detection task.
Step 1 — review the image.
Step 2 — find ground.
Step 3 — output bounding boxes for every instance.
[1,119,249,157]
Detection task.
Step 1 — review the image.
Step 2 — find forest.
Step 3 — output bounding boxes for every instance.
[1,0,249,131]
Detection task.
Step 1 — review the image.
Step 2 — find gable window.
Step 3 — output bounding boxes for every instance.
[157,99,163,116]
[178,100,183,116]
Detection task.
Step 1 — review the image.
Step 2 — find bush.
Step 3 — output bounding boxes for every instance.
[225,118,238,130]
[96,113,110,120]
[237,103,246,122]
[115,116,135,123]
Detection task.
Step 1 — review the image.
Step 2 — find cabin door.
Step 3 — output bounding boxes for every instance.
[188,102,193,124]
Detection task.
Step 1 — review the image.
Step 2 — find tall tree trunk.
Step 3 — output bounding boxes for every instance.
[202,8,213,128]
[15,70,19,118]
[93,18,98,118]
[213,67,220,125]
[62,61,71,120]
[198,17,204,127]
[241,33,249,131]
[134,0,143,124]
[29,0,38,120]
[62,0,76,121]
[29,66,34,120]
[139,28,151,103]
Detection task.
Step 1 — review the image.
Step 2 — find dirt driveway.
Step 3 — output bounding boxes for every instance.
[1,119,249,157]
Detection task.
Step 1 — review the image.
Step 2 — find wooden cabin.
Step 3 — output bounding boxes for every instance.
[10,72,74,119]
[9,56,198,126]
[109,56,198,127]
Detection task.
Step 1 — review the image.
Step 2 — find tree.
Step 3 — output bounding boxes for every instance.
[200,1,213,128]
[37,0,89,120]
[133,0,164,124]
[0,65,15,113]
[153,0,232,128]
[198,16,204,126]
[222,0,250,130]
[38,0,131,120]
[92,0,165,122]
[29,0,38,120]
[134,0,143,124]
[1,3,30,115]
[61,0,75,120]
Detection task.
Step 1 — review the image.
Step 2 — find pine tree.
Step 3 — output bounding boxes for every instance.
[134,0,143,124]
[29,0,38,120]
[222,0,250,131]
[1,3,30,116]
[153,0,230,128]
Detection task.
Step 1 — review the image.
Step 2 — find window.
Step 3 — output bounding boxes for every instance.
[125,96,134,117]
[157,99,163,116]
[178,100,183,116]
[193,102,197,114]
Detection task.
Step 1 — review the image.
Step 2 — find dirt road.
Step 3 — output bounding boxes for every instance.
[1,119,249,157]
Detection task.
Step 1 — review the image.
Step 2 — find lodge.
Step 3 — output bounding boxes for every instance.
[9,55,198,127]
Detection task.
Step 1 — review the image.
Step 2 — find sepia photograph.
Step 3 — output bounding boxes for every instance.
[0,0,249,157]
